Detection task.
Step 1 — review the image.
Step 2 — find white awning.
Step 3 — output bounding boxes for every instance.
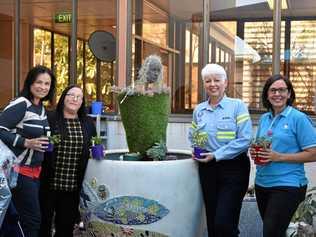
[234,35,261,63]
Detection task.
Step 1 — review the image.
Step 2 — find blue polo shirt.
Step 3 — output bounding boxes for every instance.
[189,96,252,161]
[255,106,316,187]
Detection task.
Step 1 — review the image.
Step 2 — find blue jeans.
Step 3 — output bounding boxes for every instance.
[11,174,41,237]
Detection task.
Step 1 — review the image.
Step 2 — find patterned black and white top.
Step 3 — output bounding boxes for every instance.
[52,118,83,191]
[0,97,50,167]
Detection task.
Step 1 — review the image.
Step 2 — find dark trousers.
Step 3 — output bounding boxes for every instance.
[39,188,80,237]
[255,184,307,237]
[199,152,250,237]
[11,174,41,237]
[0,202,24,237]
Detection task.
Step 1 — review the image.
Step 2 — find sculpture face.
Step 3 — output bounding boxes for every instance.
[146,60,162,83]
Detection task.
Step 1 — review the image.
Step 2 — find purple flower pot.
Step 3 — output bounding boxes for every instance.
[46,143,54,152]
[194,147,208,159]
[91,144,104,160]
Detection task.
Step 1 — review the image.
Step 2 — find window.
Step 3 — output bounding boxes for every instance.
[33,28,115,111]
[132,0,204,113]
[290,20,316,112]
[54,33,69,100]
[33,29,51,68]
[241,21,285,112]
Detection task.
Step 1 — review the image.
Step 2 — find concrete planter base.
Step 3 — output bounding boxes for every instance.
[80,149,206,237]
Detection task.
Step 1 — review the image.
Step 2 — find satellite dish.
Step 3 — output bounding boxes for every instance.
[88,31,116,62]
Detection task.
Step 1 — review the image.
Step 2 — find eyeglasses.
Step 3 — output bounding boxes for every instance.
[66,93,83,101]
[269,87,288,94]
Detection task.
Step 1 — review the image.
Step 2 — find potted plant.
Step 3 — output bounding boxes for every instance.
[46,131,61,152]
[91,136,104,160]
[251,136,272,165]
[189,121,209,159]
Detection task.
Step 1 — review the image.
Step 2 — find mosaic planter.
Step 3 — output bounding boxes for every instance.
[80,149,206,237]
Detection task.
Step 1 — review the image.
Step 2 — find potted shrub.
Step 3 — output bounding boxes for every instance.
[46,132,61,152]
[251,136,272,165]
[189,121,209,159]
[91,136,104,160]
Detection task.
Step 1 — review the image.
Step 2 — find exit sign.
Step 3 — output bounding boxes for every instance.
[54,12,72,23]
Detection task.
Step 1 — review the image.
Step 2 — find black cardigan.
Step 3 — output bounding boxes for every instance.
[40,111,96,191]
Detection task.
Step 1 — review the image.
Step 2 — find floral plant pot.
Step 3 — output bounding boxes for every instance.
[91,144,104,160]
[194,147,209,159]
[252,145,269,165]
[45,143,54,152]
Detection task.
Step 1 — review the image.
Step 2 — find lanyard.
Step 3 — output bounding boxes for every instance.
[267,115,279,137]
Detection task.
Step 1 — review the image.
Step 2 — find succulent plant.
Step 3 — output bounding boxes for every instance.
[189,121,208,148]
[91,136,102,146]
[146,141,167,161]
[251,136,272,149]
[48,134,61,145]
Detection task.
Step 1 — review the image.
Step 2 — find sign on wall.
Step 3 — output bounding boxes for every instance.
[54,12,72,23]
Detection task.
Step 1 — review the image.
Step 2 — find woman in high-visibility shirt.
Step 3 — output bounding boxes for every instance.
[189,64,252,237]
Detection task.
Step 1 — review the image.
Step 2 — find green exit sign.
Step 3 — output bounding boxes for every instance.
[54,12,72,23]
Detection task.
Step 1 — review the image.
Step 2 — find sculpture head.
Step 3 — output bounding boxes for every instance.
[138,55,163,84]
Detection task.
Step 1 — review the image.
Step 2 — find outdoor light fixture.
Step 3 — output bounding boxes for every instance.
[267,0,288,9]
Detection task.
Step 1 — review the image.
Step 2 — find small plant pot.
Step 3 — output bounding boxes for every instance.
[91,101,103,115]
[194,147,209,159]
[46,143,54,152]
[252,145,269,165]
[91,144,104,160]
[123,153,141,161]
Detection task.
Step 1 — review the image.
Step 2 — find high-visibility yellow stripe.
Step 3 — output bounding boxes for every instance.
[216,131,236,135]
[216,136,235,139]
[237,116,250,124]
[237,114,250,124]
[191,121,198,129]
[237,114,249,121]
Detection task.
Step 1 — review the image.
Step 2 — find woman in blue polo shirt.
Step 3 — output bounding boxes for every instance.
[250,74,316,237]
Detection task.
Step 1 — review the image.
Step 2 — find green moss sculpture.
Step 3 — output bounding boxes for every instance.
[118,92,170,154]
[113,55,170,159]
